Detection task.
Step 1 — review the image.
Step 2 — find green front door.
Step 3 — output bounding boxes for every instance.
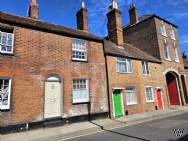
[113,90,123,117]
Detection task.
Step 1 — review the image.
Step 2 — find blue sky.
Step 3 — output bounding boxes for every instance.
[0,0,188,55]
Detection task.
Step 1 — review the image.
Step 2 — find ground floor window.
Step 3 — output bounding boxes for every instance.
[125,86,137,105]
[145,86,154,103]
[0,78,12,110]
[72,79,89,103]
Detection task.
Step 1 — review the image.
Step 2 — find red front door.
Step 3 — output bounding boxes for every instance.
[156,90,163,110]
[167,79,180,105]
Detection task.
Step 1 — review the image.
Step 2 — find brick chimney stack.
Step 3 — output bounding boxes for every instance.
[28,0,39,19]
[76,0,88,32]
[107,0,124,46]
[129,3,138,25]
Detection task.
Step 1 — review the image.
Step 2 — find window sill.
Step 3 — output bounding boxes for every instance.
[146,100,155,103]
[72,101,90,105]
[171,38,176,41]
[116,71,133,74]
[0,52,14,56]
[175,60,179,63]
[127,103,137,106]
[165,59,172,62]
[0,109,11,112]
[161,34,168,38]
[142,74,151,76]
[72,59,88,63]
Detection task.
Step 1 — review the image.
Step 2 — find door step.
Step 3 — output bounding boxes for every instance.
[43,117,64,128]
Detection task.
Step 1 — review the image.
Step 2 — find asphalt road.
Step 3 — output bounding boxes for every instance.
[65,112,188,141]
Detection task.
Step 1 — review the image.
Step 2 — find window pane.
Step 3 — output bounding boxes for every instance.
[72,79,89,103]
[117,58,132,73]
[0,32,2,44]
[2,32,7,45]
[126,87,137,105]
[127,59,132,72]
[145,87,154,102]
[1,45,6,52]
[0,79,11,110]
[7,34,13,46]
[164,43,170,59]
[0,32,13,53]
[72,39,86,60]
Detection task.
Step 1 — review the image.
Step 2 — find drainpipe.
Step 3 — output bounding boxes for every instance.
[102,40,112,118]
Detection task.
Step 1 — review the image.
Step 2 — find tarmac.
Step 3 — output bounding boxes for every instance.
[1,106,188,141]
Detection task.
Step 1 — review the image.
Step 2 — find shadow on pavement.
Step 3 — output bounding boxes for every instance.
[169,134,188,141]
[89,121,150,141]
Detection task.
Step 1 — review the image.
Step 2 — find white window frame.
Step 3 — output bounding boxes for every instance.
[164,40,171,61]
[170,25,176,40]
[72,79,89,103]
[142,61,150,75]
[72,39,87,61]
[0,78,12,110]
[0,31,14,54]
[125,86,137,105]
[116,57,133,73]
[173,42,179,62]
[145,86,154,103]
[160,21,167,37]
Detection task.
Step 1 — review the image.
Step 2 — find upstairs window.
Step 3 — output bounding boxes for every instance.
[0,78,12,110]
[72,39,87,61]
[170,25,176,40]
[117,57,133,73]
[72,79,89,103]
[0,31,14,54]
[141,61,150,75]
[173,42,179,62]
[160,21,167,37]
[125,86,137,105]
[164,40,171,60]
[145,86,154,103]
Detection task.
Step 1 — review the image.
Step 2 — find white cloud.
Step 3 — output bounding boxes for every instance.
[181,35,188,44]
[174,12,188,18]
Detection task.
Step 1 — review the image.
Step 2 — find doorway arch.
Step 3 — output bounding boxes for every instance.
[165,71,180,105]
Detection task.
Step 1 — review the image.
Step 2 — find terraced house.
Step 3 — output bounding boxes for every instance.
[0,0,188,133]
[0,0,108,133]
[106,1,188,118]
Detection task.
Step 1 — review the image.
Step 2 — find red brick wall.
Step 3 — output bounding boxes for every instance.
[0,25,108,126]
[106,56,167,117]
[123,17,187,107]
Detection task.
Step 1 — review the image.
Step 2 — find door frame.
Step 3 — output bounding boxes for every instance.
[163,69,182,106]
[155,87,164,110]
[44,74,64,119]
[112,87,125,118]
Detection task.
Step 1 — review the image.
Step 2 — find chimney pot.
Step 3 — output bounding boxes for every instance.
[129,3,138,25]
[28,0,39,19]
[76,0,88,31]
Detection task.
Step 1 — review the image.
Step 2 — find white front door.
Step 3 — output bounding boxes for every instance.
[44,81,61,119]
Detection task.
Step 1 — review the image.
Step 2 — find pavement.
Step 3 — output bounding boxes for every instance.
[66,110,188,141]
[1,106,188,141]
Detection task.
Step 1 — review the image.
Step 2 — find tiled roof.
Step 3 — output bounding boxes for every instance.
[123,14,178,29]
[0,12,103,42]
[104,40,161,63]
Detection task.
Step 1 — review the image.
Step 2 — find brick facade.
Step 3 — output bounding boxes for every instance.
[0,24,108,126]
[123,14,188,108]
[106,57,168,117]
[0,0,188,132]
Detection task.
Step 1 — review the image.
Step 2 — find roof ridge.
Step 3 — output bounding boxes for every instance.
[0,11,103,41]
